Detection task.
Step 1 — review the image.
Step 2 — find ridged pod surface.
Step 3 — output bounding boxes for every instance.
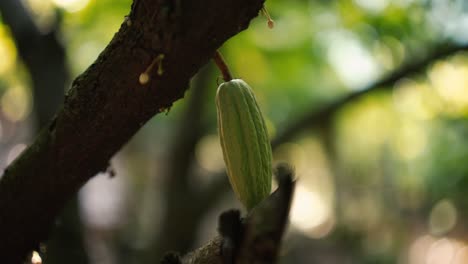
[216,79,272,210]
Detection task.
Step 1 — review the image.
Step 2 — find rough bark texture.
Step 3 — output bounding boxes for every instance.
[0,0,265,261]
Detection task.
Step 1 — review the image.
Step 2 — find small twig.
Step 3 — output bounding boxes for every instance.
[261,6,275,29]
[271,42,468,147]
[139,54,165,85]
[213,50,232,82]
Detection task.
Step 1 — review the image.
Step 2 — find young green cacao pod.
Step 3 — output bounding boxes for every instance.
[216,79,273,210]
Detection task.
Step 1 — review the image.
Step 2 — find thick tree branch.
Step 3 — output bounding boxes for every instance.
[0,0,265,261]
[272,42,468,147]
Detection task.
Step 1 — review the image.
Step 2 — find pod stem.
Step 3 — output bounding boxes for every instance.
[213,50,233,82]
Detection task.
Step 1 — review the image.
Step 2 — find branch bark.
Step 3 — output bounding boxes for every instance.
[0,0,265,261]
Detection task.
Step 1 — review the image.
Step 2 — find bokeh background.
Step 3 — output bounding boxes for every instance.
[1,0,468,263]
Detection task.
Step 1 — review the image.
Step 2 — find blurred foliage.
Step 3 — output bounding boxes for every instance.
[2,0,468,263]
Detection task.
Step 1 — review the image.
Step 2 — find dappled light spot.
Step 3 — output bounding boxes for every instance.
[325,30,381,89]
[426,238,456,264]
[310,215,335,239]
[6,143,26,165]
[409,235,434,264]
[354,0,389,14]
[281,139,335,205]
[427,0,468,42]
[393,79,436,120]
[0,26,17,76]
[195,135,225,173]
[429,60,468,114]
[394,121,427,160]
[409,235,468,264]
[1,85,31,122]
[73,41,104,74]
[452,245,468,264]
[290,185,334,238]
[79,172,127,229]
[273,140,335,238]
[274,140,331,178]
[373,39,397,70]
[429,199,457,236]
[381,36,406,68]
[31,250,42,264]
[52,0,90,12]
[336,95,395,161]
[24,0,56,31]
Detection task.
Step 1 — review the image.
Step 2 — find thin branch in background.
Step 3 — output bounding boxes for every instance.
[144,64,215,262]
[0,0,68,129]
[0,1,88,263]
[272,42,468,148]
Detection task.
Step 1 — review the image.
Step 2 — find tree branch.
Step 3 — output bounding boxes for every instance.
[179,170,295,264]
[272,42,468,147]
[0,0,265,261]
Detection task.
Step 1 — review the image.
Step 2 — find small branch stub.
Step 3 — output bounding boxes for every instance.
[261,6,275,29]
[124,16,132,27]
[213,51,232,82]
[139,54,165,85]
